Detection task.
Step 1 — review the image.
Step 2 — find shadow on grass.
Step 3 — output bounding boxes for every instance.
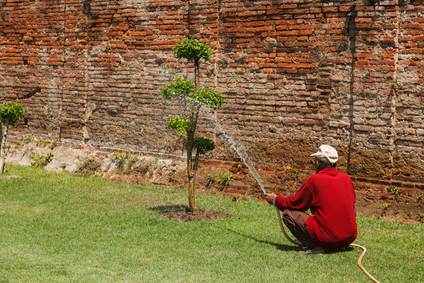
[149,205,298,252]
[149,205,188,213]
[209,224,300,252]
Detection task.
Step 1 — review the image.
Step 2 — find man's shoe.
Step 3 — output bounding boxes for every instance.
[298,246,325,254]
[298,249,325,254]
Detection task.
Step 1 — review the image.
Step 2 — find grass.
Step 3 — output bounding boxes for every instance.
[0,164,423,283]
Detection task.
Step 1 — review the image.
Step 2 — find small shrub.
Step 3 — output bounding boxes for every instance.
[220,170,232,187]
[51,140,57,149]
[140,161,152,175]
[31,151,54,167]
[22,136,31,144]
[381,202,391,210]
[391,187,399,196]
[207,172,216,182]
[79,158,101,172]
[112,149,137,171]
[130,154,139,163]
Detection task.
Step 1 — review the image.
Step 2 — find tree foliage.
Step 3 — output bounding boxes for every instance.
[0,101,28,173]
[161,76,195,99]
[174,39,212,63]
[166,117,192,138]
[193,137,215,155]
[0,102,27,126]
[161,39,224,213]
[189,88,225,108]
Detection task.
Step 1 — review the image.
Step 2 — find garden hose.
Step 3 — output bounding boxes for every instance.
[274,204,380,283]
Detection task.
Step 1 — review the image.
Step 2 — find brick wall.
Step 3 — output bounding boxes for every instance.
[1,0,424,185]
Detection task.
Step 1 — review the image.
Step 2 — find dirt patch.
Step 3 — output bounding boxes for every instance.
[355,192,424,224]
[159,208,232,222]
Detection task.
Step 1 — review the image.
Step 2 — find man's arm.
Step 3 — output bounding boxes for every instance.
[264,193,277,204]
[264,182,313,211]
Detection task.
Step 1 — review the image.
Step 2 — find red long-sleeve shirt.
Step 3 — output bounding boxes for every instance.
[275,167,357,249]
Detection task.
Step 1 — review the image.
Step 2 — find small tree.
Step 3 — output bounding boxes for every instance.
[162,39,224,214]
[0,102,28,173]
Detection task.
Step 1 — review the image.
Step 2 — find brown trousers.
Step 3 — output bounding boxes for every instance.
[282,209,317,251]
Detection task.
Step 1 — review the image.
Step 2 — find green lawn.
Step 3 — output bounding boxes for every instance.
[0,164,423,283]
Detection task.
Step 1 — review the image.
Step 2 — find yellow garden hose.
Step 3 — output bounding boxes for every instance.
[275,205,380,283]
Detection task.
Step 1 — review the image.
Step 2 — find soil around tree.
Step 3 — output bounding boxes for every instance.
[159,208,232,222]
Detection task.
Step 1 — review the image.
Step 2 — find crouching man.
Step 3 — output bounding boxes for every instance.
[264,145,357,254]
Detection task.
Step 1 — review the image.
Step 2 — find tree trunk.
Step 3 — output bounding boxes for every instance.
[186,132,198,214]
[188,172,197,214]
[186,59,200,214]
[0,118,9,173]
[194,59,200,91]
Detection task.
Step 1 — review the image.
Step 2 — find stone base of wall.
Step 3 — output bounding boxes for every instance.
[4,134,424,224]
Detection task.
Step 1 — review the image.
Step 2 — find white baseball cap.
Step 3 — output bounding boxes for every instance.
[310,145,338,164]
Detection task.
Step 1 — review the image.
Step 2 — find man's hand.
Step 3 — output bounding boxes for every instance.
[264,193,277,205]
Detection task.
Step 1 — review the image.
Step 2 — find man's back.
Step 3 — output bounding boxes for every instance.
[304,167,357,248]
[275,167,357,248]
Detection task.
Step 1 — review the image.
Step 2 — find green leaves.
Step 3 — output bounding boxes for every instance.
[163,39,222,164]
[166,117,192,137]
[193,137,215,155]
[0,101,28,126]
[174,38,212,63]
[161,76,195,100]
[162,75,224,108]
[189,88,225,108]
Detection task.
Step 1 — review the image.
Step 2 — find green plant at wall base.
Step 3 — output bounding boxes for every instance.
[0,102,28,173]
[207,172,216,182]
[381,203,391,210]
[22,136,31,144]
[78,158,101,173]
[220,170,232,187]
[51,140,57,149]
[30,151,54,167]
[130,154,139,163]
[112,150,139,172]
[43,141,49,147]
[237,164,242,169]
[417,193,423,200]
[391,187,399,196]
[404,212,411,220]
[113,150,130,164]
[161,39,224,214]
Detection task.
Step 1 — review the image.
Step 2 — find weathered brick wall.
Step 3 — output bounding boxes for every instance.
[1,0,424,184]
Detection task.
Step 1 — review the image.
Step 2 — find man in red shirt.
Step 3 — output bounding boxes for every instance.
[265,145,357,254]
